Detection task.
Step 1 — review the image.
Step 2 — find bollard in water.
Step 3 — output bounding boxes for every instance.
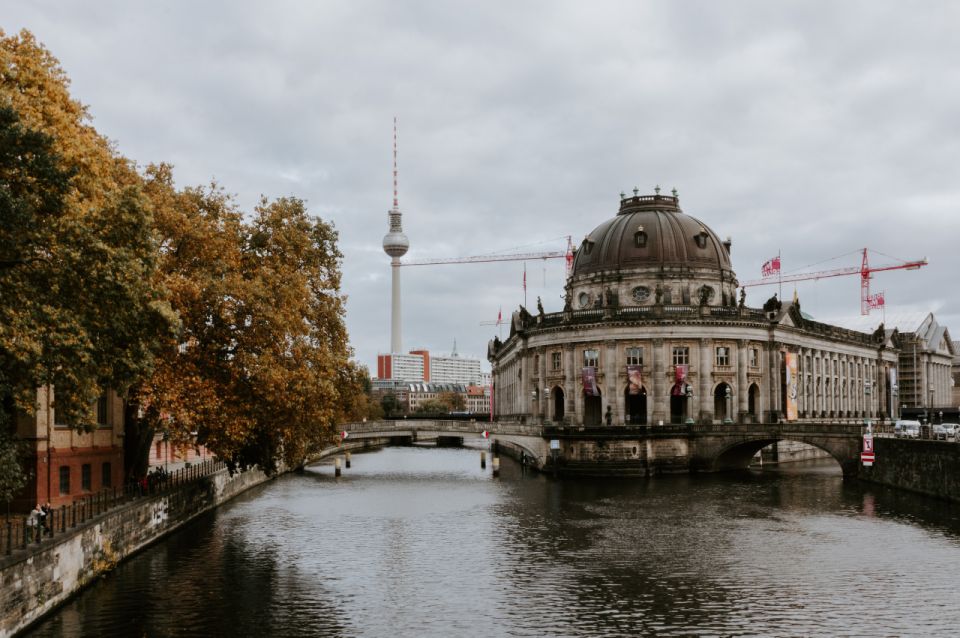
[492,456,500,477]
[345,452,352,469]
[335,457,342,477]
[480,450,486,469]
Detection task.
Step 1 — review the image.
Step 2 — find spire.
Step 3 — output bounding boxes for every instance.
[393,116,399,210]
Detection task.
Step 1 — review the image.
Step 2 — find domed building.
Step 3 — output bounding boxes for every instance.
[489,190,900,430]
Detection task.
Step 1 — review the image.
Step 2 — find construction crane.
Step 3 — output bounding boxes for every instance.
[740,248,928,315]
[400,236,575,277]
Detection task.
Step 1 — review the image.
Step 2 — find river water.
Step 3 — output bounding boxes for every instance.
[25,446,960,637]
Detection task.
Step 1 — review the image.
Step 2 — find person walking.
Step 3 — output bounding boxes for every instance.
[27,505,41,543]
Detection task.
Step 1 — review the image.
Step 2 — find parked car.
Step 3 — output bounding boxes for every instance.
[932,424,949,440]
[941,423,960,440]
[895,420,921,439]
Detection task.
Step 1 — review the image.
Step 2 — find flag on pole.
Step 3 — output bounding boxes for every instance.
[523,268,527,292]
[341,431,349,440]
[497,307,502,324]
[867,292,885,309]
[761,256,781,278]
[482,430,489,439]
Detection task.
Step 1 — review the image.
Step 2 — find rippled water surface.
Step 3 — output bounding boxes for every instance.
[26,447,960,637]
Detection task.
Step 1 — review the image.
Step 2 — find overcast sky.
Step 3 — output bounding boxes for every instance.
[6,1,960,372]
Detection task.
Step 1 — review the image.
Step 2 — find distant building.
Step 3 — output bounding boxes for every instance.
[466,384,490,414]
[11,387,124,512]
[953,341,960,409]
[406,383,467,412]
[835,312,955,416]
[376,349,484,385]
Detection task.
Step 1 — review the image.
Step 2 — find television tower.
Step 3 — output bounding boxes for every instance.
[382,117,409,353]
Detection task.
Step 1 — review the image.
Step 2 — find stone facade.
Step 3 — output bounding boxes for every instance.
[489,192,900,427]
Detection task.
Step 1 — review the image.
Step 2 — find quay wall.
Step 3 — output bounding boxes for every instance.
[0,467,273,638]
[859,438,960,502]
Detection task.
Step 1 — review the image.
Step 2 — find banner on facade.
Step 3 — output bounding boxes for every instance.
[627,365,643,395]
[582,366,599,397]
[784,352,798,421]
[888,368,898,416]
[671,365,689,396]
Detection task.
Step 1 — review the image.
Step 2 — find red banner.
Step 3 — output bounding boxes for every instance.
[582,367,599,396]
[627,365,643,395]
[761,256,781,278]
[671,365,689,396]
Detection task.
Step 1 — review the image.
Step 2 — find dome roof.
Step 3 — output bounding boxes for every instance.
[571,193,733,278]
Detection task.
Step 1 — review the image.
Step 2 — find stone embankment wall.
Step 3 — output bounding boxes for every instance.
[0,467,272,638]
[860,437,960,502]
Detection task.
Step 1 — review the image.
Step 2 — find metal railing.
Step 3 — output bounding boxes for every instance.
[2,459,226,558]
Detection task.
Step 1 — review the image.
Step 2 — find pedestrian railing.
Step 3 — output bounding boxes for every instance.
[2,459,227,558]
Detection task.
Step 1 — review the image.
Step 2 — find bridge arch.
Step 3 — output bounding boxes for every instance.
[709,435,857,477]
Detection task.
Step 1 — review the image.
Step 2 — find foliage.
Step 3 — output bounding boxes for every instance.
[0,422,28,506]
[439,391,466,412]
[0,31,176,429]
[1,29,360,478]
[381,392,402,416]
[131,173,358,473]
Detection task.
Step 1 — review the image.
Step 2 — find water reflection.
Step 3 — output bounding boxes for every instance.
[26,448,960,637]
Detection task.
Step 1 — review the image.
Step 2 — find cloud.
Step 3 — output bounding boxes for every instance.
[6,0,959,372]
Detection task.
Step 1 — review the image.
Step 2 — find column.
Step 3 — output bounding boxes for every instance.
[605,340,618,424]
[699,338,713,423]
[737,340,748,422]
[652,338,666,424]
[768,342,780,421]
[563,344,576,424]
[538,347,547,422]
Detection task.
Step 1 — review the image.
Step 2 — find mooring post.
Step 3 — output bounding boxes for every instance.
[345,452,352,468]
[492,457,500,477]
[480,450,486,469]
[335,457,342,477]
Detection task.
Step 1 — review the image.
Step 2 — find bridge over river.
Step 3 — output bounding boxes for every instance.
[340,419,869,477]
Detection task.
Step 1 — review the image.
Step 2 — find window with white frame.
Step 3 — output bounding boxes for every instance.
[715,346,730,366]
[749,347,759,367]
[583,349,599,367]
[626,347,643,366]
[672,347,689,366]
[552,351,562,370]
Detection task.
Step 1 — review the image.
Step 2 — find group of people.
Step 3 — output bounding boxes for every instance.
[26,503,53,541]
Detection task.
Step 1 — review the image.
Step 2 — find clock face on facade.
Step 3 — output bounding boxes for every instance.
[632,286,651,303]
[579,292,591,308]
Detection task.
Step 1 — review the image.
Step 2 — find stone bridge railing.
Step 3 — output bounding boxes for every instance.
[343,420,868,441]
[342,419,544,438]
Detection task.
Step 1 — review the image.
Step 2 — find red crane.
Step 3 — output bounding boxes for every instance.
[740,248,928,315]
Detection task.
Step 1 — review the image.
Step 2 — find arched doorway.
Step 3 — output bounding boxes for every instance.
[748,383,760,421]
[670,383,687,424]
[584,390,602,426]
[714,382,732,422]
[624,385,647,425]
[552,386,565,422]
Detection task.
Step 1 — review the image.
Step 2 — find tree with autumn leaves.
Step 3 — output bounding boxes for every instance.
[0,29,369,482]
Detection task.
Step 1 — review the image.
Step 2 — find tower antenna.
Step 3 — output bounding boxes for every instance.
[393,116,399,209]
